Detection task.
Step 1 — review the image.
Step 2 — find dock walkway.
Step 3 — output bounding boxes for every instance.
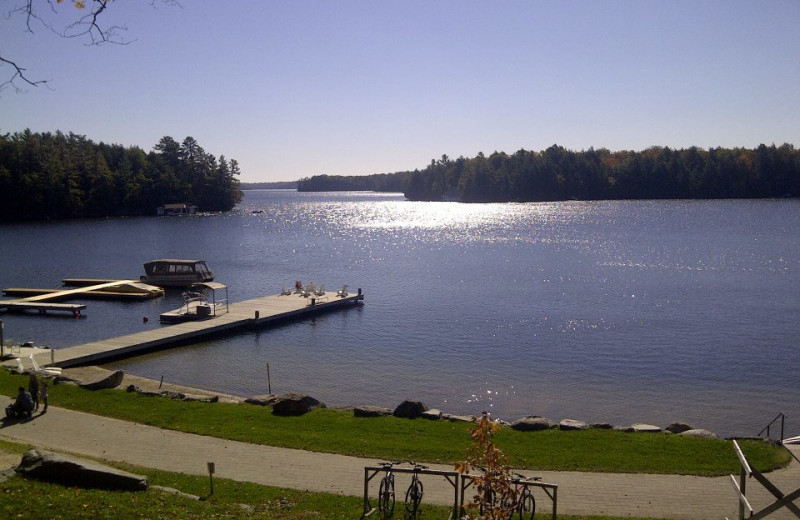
[32,290,363,368]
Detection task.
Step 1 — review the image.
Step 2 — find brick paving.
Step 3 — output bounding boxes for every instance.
[0,396,797,519]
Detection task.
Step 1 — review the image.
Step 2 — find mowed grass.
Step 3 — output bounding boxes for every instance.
[0,370,790,476]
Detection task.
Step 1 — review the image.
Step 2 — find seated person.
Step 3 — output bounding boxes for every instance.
[7,386,35,417]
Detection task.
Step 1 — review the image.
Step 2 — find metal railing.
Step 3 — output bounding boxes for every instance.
[758,412,786,444]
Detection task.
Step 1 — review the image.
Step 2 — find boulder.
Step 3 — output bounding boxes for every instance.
[353,405,393,418]
[421,408,443,420]
[665,422,693,434]
[511,416,555,432]
[443,414,475,423]
[559,419,588,431]
[591,422,614,429]
[79,370,124,391]
[16,449,146,491]
[393,400,428,419]
[631,423,662,433]
[182,394,219,403]
[271,393,325,416]
[245,394,281,406]
[680,428,718,439]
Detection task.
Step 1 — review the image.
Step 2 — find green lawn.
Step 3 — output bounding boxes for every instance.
[0,370,791,477]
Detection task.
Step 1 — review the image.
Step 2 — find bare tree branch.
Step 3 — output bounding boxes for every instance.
[0,56,50,93]
[1,0,178,94]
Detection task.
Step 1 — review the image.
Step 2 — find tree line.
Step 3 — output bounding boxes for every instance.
[297,172,410,193]
[298,144,800,202]
[0,130,242,221]
[408,144,800,202]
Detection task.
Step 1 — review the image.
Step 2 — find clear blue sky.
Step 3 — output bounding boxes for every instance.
[2,1,798,183]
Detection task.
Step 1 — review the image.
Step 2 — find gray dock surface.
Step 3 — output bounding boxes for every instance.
[32,291,362,368]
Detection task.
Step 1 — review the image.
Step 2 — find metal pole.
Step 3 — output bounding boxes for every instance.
[267,363,271,394]
[207,462,215,495]
[1,320,4,358]
[159,376,164,389]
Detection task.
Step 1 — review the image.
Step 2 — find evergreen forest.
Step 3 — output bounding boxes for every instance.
[301,144,800,202]
[297,172,410,193]
[0,130,242,221]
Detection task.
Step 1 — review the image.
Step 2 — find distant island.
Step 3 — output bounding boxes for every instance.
[0,130,242,222]
[299,144,799,202]
[240,181,298,190]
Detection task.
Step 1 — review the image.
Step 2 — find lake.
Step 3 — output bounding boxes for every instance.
[1,191,798,437]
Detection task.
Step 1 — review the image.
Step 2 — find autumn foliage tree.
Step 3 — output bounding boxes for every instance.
[456,412,517,520]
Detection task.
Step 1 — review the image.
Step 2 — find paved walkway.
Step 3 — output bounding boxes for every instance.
[0,396,798,519]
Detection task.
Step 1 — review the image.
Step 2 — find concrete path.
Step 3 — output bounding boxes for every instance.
[0,396,798,519]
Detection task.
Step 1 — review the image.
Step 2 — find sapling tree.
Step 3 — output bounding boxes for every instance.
[456,411,517,520]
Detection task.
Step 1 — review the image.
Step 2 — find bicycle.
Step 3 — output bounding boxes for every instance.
[404,461,427,517]
[377,461,400,518]
[505,473,540,520]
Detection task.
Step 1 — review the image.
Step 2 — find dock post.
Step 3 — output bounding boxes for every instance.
[310,298,316,306]
[255,310,260,320]
[51,349,55,365]
[0,320,3,358]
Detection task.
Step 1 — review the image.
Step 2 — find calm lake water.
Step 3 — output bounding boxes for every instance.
[1,191,798,437]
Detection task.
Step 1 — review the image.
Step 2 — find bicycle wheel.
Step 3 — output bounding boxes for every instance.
[479,489,496,516]
[518,489,535,520]
[378,477,395,516]
[404,478,424,514]
[499,491,516,520]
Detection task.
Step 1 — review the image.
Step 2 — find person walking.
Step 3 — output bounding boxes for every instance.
[28,374,39,412]
[40,381,49,413]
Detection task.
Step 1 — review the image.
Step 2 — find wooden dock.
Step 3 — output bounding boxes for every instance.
[0,280,162,315]
[30,290,364,368]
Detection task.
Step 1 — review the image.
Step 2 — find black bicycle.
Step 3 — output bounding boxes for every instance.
[377,461,400,518]
[404,462,427,516]
[503,473,539,520]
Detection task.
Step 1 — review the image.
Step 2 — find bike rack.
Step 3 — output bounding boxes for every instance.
[459,472,558,520]
[362,463,460,519]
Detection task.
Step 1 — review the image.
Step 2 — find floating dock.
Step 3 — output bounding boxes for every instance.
[0,280,163,315]
[30,289,364,368]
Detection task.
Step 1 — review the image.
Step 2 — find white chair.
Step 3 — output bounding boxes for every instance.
[336,285,348,297]
[29,355,62,376]
[315,284,326,296]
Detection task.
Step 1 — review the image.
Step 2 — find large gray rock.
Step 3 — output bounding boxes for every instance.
[271,393,325,416]
[16,449,146,491]
[591,422,614,430]
[245,394,281,406]
[559,418,588,431]
[665,422,694,434]
[511,416,555,432]
[443,413,475,423]
[353,405,393,418]
[79,370,124,390]
[680,428,718,439]
[421,408,443,420]
[393,400,428,419]
[631,423,662,433]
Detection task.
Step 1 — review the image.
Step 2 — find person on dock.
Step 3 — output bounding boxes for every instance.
[40,381,48,413]
[29,374,39,412]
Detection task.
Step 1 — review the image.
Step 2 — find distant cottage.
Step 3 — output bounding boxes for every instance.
[157,203,198,216]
